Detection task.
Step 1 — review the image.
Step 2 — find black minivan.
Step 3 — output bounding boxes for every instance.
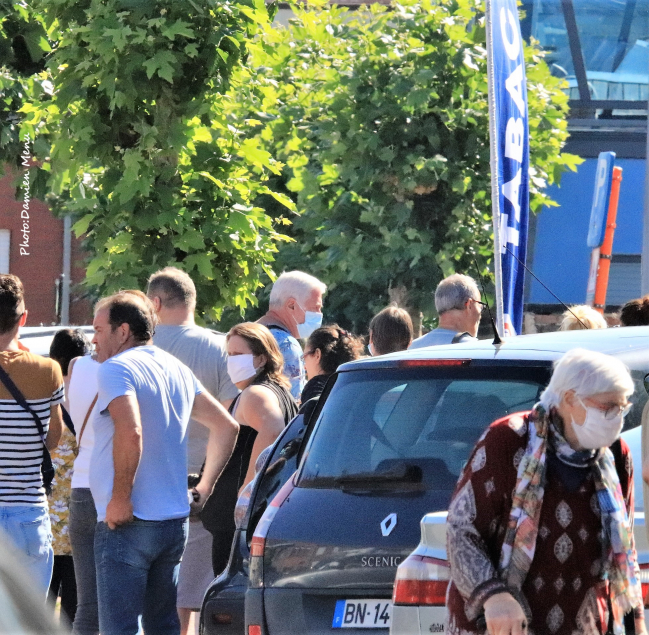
[243,327,649,635]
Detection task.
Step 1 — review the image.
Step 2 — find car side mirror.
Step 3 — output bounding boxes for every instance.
[644,373,649,395]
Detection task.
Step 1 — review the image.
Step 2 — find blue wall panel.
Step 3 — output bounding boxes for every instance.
[526,158,645,304]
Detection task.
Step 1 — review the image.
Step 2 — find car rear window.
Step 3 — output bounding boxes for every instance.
[299,365,552,492]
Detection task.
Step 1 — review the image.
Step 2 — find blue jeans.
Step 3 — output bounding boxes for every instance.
[0,504,53,597]
[95,517,188,635]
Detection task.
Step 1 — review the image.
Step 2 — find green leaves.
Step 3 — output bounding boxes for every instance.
[226,0,577,332]
[0,0,290,323]
[143,50,177,82]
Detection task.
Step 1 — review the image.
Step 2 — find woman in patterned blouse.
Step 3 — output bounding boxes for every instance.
[446,348,646,635]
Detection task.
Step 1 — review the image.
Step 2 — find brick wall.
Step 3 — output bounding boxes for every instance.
[0,168,92,326]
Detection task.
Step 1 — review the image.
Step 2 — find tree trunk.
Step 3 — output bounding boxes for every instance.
[387,284,423,339]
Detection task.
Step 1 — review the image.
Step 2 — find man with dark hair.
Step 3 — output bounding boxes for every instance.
[368,306,413,355]
[0,274,64,596]
[147,267,238,635]
[90,291,239,635]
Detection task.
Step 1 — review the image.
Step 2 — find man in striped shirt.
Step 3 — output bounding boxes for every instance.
[0,274,64,595]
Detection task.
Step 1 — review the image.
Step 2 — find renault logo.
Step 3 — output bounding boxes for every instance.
[380,513,397,537]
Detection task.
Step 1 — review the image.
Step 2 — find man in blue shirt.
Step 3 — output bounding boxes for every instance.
[90,291,239,635]
[258,271,327,400]
[410,274,483,349]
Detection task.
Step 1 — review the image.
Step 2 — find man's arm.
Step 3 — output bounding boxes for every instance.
[105,395,143,529]
[45,404,63,451]
[190,392,239,511]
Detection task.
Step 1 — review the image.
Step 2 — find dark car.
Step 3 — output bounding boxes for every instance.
[243,326,649,635]
[200,409,311,635]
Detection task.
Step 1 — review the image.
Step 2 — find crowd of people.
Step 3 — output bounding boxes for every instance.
[2,266,648,635]
[0,268,412,635]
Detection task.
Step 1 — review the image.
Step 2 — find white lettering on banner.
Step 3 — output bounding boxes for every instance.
[505,64,526,116]
[505,118,524,163]
[500,8,520,61]
[503,168,522,222]
[499,213,520,251]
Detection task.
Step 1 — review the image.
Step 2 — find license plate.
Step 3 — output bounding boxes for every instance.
[332,599,392,629]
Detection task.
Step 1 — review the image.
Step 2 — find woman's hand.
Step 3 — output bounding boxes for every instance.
[484,592,528,635]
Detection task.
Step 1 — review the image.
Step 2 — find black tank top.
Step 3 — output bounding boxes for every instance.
[200,377,297,535]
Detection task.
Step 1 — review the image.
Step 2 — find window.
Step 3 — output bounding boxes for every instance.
[299,366,551,494]
[0,230,9,274]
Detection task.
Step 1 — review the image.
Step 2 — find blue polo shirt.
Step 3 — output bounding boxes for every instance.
[90,345,203,522]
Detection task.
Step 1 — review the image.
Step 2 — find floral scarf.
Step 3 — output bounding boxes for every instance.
[498,404,643,635]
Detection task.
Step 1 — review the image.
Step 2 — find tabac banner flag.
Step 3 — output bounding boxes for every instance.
[485,0,530,337]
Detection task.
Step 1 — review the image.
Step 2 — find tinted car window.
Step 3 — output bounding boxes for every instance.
[299,366,550,491]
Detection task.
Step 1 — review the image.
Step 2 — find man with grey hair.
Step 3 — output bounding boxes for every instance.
[258,271,327,399]
[410,273,484,349]
[147,267,239,635]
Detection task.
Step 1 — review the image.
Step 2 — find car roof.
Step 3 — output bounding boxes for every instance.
[18,326,94,358]
[339,325,649,371]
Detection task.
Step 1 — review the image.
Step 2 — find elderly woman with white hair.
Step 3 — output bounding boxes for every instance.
[446,348,645,635]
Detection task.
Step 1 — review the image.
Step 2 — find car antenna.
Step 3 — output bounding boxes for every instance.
[505,247,588,330]
[472,256,503,345]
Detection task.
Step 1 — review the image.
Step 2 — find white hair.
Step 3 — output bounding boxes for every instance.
[560,305,607,331]
[269,271,327,309]
[539,348,634,410]
[435,274,480,314]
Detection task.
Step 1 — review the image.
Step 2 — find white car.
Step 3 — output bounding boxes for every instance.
[18,325,94,357]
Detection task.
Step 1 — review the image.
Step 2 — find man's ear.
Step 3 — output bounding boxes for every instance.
[18,310,27,328]
[150,296,162,313]
[286,297,297,312]
[119,322,131,344]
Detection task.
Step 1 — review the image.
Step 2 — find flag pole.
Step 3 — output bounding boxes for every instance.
[485,0,504,334]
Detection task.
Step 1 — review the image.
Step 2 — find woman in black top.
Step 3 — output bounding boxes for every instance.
[201,322,297,575]
[300,325,364,424]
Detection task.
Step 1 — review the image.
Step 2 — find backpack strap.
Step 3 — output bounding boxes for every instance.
[77,394,98,447]
[451,331,471,344]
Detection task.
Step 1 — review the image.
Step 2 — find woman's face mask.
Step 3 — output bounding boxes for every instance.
[227,354,260,384]
[571,396,630,450]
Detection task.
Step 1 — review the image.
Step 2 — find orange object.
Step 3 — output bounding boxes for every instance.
[593,166,623,314]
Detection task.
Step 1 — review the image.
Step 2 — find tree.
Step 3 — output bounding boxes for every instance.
[224,0,581,333]
[3,0,293,321]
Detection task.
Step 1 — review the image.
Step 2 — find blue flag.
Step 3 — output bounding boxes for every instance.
[486,0,530,336]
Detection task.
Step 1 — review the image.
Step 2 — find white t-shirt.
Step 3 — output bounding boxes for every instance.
[69,355,100,489]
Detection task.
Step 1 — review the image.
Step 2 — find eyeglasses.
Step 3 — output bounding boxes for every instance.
[467,299,488,313]
[579,397,633,420]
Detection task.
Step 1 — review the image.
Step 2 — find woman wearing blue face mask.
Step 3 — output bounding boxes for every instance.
[199,322,297,578]
[446,348,645,635]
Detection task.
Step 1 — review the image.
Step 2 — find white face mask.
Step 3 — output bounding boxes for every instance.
[571,397,625,450]
[227,354,259,384]
[296,304,323,340]
[368,342,375,356]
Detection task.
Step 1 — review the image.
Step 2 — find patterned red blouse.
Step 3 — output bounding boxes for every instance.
[446,413,635,635]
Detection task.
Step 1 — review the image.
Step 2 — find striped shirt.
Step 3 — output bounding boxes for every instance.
[0,351,64,506]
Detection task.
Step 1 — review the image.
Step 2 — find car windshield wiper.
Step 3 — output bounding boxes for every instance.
[334,464,423,485]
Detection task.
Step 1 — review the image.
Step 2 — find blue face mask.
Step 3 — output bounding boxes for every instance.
[296,305,323,339]
[368,342,375,356]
